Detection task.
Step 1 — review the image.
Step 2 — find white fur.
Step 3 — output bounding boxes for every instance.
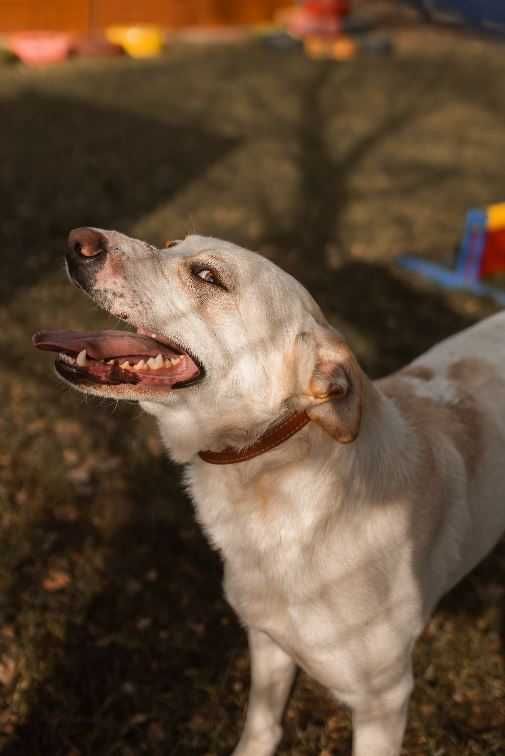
[70,232,505,756]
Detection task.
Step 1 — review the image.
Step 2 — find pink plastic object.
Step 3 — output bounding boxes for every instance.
[9,32,73,66]
[285,0,350,37]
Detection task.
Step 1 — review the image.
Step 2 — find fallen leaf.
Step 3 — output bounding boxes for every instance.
[0,655,16,687]
[129,712,148,727]
[147,434,163,457]
[148,720,165,742]
[67,465,91,485]
[63,448,79,465]
[42,569,71,592]
[136,617,152,631]
[54,420,82,439]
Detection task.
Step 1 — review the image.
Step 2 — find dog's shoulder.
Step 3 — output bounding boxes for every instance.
[377,353,503,481]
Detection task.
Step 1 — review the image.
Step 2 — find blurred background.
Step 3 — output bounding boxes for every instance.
[0,1,504,754]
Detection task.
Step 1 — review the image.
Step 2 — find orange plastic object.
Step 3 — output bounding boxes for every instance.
[305,34,356,59]
[9,32,73,65]
[106,25,165,58]
[487,202,505,232]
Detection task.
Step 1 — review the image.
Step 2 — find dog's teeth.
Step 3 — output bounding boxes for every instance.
[148,354,164,370]
[106,359,114,365]
[60,353,75,365]
[76,349,87,367]
[120,361,130,369]
[133,359,146,370]
[172,356,182,364]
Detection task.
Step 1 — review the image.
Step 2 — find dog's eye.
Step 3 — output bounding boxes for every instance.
[192,265,223,287]
[196,268,216,284]
[190,262,228,291]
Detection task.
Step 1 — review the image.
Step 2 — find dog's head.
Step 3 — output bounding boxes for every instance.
[33,229,363,460]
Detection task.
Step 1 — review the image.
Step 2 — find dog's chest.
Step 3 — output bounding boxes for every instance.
[188,457,334,566]
[188,461,421,683]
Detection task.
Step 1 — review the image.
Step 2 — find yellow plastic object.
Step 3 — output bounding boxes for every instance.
[487,202,505,231]
[106,25,165,58]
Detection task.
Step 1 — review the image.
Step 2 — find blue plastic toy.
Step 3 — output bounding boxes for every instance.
[404,1,505,35]
[397,204,505,306]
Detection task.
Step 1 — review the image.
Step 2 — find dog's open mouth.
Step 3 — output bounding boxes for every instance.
[32,329,202,390]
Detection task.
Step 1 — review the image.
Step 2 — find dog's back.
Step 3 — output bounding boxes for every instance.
[378,310,505,594]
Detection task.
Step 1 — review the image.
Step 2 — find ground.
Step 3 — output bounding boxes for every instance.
[0,19,504,756]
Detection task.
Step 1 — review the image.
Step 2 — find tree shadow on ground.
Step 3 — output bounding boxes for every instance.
[0,90,238,303]
[2,51,504,756]
[1,441,241,756]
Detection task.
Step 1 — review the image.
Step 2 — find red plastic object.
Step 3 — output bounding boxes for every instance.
[286,0,350,37]
[480,229,505,277]
[9,32,73,65]
[304,0,351,17]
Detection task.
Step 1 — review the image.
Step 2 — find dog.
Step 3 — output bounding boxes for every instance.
[34,228,505,756]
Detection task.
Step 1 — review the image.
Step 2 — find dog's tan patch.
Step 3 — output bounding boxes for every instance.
[447,358,496,386]
[379,373,484,479]
[444,358,501,476]
[444,392,483,478]
[255,472,273,512]
[402,365,434,381]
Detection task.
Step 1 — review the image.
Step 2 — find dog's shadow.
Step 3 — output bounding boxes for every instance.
[1,439,242,756]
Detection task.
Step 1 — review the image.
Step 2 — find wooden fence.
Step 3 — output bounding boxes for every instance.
[0,0,288,33]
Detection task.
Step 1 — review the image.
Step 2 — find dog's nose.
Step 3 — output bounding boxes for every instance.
[68,228,107,260]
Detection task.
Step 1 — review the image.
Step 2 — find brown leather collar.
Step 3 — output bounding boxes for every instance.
[198,410,311,465]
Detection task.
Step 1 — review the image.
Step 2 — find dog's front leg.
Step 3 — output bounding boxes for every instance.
[232,628,296,756]
[349,665,414,756]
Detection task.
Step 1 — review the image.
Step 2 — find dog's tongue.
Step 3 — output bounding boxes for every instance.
[32,330,177,360]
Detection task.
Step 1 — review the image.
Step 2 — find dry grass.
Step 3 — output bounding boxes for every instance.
[0,25,504,755]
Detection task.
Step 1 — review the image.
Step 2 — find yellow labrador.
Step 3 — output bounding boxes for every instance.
[34,229,505,756]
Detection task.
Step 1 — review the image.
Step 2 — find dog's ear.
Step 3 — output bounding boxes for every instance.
[302,328,362,443]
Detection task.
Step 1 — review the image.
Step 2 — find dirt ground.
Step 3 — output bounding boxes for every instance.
[0,19,504,756]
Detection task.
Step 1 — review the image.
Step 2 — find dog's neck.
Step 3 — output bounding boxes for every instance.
[185,381,415,565]
[152,378,413,510]
[198,410,312,465]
